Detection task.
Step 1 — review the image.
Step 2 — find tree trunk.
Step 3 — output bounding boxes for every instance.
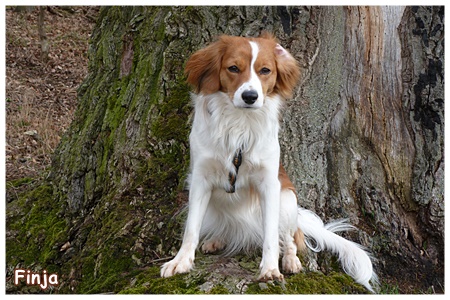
[38,6,49,62]
[6,6,443,294]
[281,6,444,292]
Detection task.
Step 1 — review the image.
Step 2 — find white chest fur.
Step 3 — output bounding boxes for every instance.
[188,92,282,192]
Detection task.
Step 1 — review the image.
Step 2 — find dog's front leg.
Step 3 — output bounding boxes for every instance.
[161,176,211,277]
[257,172,283,282]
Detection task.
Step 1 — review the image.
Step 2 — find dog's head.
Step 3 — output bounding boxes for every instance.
[185,33,300,108]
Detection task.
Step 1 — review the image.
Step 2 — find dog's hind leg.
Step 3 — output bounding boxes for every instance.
[201,239,225,254]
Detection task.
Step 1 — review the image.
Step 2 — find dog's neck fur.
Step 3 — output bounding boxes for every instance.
[192,92,282,157]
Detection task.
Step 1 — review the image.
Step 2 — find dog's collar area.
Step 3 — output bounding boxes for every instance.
[226,149,242,193]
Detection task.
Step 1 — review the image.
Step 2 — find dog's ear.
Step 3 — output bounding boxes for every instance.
[259,31,275,40]
[274,44,300,99]
[185,37,226,94]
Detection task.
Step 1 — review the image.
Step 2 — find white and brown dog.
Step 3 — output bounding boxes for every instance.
[161,33,377,292]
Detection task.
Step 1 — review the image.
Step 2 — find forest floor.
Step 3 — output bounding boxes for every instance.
[5,6,99,183]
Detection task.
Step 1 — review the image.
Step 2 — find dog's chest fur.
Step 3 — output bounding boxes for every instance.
[189,92,282,193]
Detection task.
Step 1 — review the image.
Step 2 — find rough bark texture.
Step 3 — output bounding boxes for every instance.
[6,6,444,294]
[281,6,444,292]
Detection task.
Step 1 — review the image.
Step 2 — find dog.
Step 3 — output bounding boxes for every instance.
[160,33,377,292]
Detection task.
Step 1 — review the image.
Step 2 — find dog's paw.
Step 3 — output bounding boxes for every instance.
[160,256,194,278]
[201,239,225,254]
[282,254,302,274]
[258,268,284,282]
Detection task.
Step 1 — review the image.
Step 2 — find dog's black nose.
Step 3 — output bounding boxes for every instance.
[242,90,258,105]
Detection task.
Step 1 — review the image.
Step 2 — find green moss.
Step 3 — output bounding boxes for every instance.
[119,266,202,294]
[208,285,230,294]
[120,268,367,295]
[75,197,141,293]
[151,103,191,147]
[6,184,68,272]
[6,177,34,188]
[245,271,367,294]
[380,283,400,294]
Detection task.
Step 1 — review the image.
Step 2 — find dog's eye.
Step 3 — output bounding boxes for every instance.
[259,67,271,75]
[228,65,240,73]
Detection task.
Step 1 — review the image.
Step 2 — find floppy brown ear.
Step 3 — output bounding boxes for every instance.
[184,38,226,94]
[274,44,300,99]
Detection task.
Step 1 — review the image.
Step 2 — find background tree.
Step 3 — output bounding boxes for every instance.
[38,6,49,62]
[6,6,444,294]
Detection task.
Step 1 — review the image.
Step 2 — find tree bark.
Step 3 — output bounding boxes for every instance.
[38,6,49,62]
[6,6,444,294]
[280,6,444,292]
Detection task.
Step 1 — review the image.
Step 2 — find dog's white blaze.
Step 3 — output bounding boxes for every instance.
[233,41,264,108]
[249,41,260,82]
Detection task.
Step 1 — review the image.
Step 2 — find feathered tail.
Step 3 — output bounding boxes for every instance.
[297,208,379,293]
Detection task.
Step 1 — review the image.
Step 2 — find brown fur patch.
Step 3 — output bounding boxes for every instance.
[294,228,306,253]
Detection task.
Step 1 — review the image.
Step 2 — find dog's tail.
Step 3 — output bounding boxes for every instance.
[297,208,379,293]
